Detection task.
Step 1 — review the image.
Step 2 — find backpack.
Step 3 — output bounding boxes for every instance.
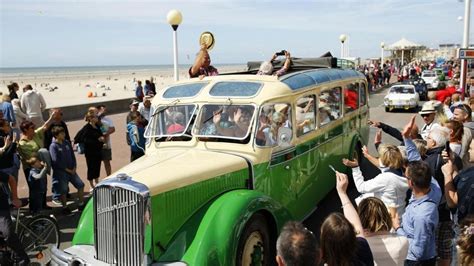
[454,166,474,221]
[74,125,86,155]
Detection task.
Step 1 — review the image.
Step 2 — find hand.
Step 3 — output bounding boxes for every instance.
[401,115,416,138]
[2,135,12,149]
[234,108,242,123]
[441,159,456,178]
[212,111,222,125]
[368,120,381,128]
[271,53,278,61]
[285,51,291,58]
[374,129,382,144]
[335,171,349,194]
[342,158,359,168]
[12,198,22,209]
[391,211,400,230]
[361,145,371,159]
[200,43,207,51]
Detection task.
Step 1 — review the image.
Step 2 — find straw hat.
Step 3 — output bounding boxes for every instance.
[419,101,436,115]
[259,61,274,75]
[274,104,288,113]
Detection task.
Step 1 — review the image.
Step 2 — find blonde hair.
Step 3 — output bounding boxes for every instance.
[84,110,97,122]
[413,139,428,158]
[378,143,403,169]
[457,216,474,266]
[358,197,392,233]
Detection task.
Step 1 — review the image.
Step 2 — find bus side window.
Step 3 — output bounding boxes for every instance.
[296,95,316,136]
[344,82,359,113]
[359,83,367,106]
[319,87,341,126]
[256,103,292,147]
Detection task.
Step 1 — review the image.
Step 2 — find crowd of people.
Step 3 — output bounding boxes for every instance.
[276,97,474,265]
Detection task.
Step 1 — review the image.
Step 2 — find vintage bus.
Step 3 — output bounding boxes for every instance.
[51,57,369,265]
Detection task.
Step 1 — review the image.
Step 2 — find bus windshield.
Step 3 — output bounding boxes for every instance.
[144,104,197,138]
[192,104,256,141]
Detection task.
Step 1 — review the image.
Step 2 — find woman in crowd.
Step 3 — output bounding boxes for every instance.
[17,113,54,209]
[320,171,373,266]
[75,111,104,189]
[342,144,409,218]
[7,82,19,100]
[456,215,474,266]
[358,197,409,265]
[444,120,464,156]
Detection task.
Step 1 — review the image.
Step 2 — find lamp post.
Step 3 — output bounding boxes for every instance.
[381,42,385,66]
[339,34,347,58]
[167,9,183,82]
[460,0,471,98]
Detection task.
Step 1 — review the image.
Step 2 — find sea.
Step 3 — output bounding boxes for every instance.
[0,64,245,79]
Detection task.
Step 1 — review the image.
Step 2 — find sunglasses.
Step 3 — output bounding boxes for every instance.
[420,113,432,118]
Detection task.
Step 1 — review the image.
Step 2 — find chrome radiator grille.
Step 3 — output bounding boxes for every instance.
[94,183,148,265]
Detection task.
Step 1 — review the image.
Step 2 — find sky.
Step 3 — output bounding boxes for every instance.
[0,0,471,67]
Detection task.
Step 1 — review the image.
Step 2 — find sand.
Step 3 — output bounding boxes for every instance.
[0,65,246,108]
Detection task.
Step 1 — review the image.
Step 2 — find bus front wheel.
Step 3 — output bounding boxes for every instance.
[236,213,274,266]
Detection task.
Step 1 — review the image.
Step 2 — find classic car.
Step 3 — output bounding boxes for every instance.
[384,84,420,112]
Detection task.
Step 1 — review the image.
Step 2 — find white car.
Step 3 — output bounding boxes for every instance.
[384,84,420,112]
[421,70,439,89]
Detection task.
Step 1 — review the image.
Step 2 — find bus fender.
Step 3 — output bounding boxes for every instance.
[160,189,292,265]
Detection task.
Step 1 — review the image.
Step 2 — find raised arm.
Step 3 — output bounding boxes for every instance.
[336,171,365,238]
[190,44,208,77]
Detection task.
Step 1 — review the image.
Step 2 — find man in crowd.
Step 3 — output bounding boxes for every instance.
[97,105,115,176]
[0,94,16,128]
[138,95,153,123]
[135,80,144,102]
[189,44,218,79]
[0,171,29,265]
[20,84,47,126]
[393,161,441,265]
[418,101,439,140]
[276,221,320,266]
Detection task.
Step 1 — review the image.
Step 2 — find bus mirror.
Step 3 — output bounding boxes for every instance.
[277,127,292,147]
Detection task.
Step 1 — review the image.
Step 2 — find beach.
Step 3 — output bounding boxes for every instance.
[0,64,246,108]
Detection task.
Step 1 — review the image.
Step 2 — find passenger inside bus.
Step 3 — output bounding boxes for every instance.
[319,102,333,126]
[296,97,316,135]
[257,50,292,77]
[167,112,185,134]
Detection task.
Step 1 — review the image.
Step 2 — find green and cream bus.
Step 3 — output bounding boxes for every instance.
[51,57,370,265]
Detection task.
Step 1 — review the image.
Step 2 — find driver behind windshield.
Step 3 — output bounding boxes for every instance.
[213,106,252,138]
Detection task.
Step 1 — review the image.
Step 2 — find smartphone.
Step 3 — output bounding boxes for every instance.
[329,165,336,173]
[445,141,451,157]
[275,50,286,56]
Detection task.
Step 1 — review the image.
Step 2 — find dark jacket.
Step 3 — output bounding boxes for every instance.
[0,131,17,169]
[76,124,103,156]
[425,146,453,222]
[454,166,474,221]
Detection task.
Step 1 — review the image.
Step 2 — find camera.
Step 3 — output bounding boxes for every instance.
[275,50,286,56]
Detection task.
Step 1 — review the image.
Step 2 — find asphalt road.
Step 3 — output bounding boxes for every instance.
[23,84,429,261]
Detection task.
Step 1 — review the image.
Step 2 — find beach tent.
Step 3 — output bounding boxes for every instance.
[388,38,424,64]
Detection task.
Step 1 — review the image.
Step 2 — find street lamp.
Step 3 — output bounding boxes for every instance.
[167,9,183,82]
[460,0,471,98]
[381,42,385,65]
[339,34,347,58]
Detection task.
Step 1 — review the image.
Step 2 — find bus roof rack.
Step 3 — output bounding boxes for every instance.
[218,55,356,76]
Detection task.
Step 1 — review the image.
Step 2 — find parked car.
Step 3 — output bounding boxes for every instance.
[384,84,420,112]
[51,58,370,265]
[421,70,439,90]
[402,78,428,100]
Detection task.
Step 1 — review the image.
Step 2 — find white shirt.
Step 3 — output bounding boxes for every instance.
[366,234,409,266]
[100,116,114,149]
[420,122,439,140]
[352,167,409,218]
[20,89,46,118]
[138,104,151,122]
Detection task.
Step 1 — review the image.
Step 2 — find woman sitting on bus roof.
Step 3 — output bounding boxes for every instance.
[342,144,409,219]
[257,50,291,77]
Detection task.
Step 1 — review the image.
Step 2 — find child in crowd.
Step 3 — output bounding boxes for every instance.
[127,111,146,162]
[26,156,48,214]
[49,126,85,213]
